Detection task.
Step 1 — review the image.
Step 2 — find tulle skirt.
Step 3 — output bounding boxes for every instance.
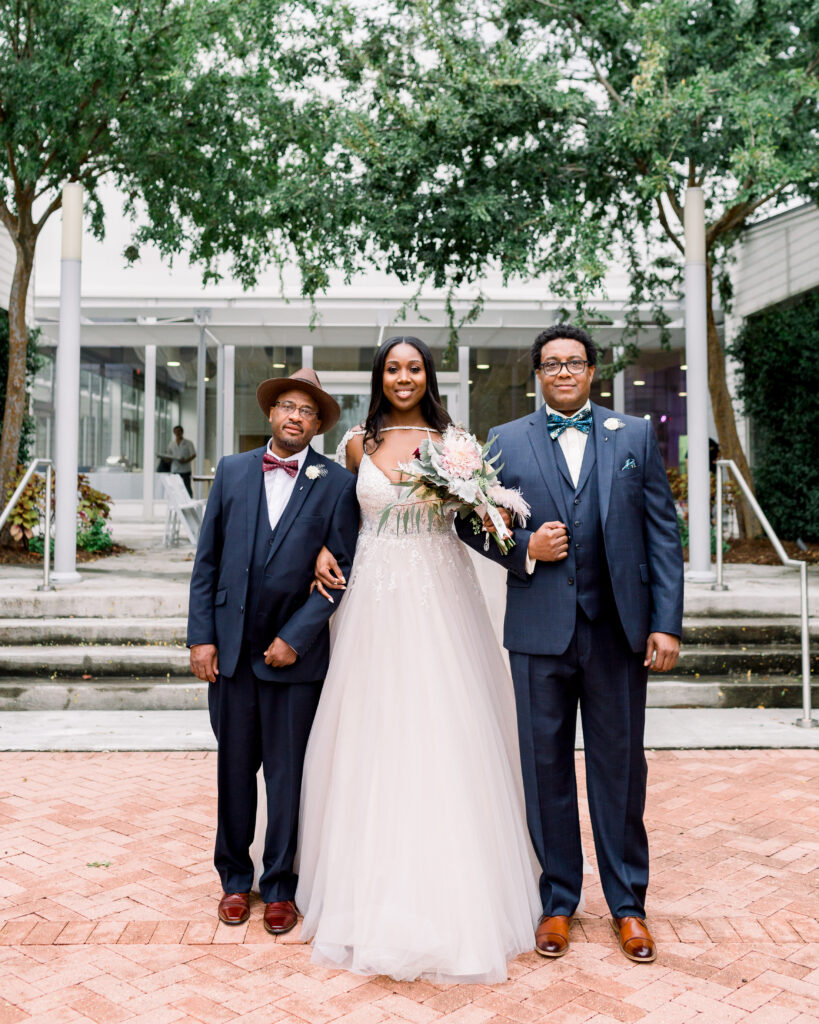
[294,528,541,984]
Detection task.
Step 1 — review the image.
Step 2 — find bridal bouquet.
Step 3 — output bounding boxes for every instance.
[378,425,530,553]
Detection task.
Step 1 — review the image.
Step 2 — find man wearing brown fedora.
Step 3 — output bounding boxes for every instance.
[188,369,359,935]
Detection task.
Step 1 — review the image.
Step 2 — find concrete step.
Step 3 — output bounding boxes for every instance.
[0,588,189,620]
[0,677,205,711]
[0,618,187,645]
[0,644,189,677]
[0,615,813,647]
[676,645,818,677]
[1,641,815,679]
[0,674,814,712]
[681,617,819,645]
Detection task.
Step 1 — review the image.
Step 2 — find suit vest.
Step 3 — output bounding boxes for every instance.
[553,432,612,621]
[244,478,276,648]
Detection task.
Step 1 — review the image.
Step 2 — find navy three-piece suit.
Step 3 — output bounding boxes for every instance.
[187,444,359,902]
[458,402,683,918]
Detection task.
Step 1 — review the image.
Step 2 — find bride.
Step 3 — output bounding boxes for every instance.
[292,336,542,984]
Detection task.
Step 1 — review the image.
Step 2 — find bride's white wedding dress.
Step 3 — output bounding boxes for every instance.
[292,439,542,984]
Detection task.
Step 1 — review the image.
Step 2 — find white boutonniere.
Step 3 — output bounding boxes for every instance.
[305,464,327,480]
[603,417,625,431]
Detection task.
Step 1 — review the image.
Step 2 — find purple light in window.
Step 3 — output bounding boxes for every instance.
[660,414,668,423]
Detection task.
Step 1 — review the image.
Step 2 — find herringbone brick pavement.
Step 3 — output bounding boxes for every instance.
[0,750,816,1023]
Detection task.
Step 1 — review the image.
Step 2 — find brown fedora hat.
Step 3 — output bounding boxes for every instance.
[255,368,340,434]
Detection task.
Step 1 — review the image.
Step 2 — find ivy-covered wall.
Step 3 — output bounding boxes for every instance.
[730,287,819,541]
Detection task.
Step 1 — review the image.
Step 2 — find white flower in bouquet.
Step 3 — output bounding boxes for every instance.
[437,428,483,479]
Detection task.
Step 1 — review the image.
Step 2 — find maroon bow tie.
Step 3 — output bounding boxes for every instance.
[263,453,299,477]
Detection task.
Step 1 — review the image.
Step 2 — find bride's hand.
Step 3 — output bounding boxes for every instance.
[310,545,346,603]
[482,507,513,535]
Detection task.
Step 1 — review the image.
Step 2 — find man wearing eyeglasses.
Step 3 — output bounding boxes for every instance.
[458,324,683,965]
[187,368,359,937]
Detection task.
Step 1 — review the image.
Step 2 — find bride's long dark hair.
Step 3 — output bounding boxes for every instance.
[363,336,452,452]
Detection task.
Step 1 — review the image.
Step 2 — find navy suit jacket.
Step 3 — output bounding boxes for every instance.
[457,403,684,655]
[187,444,359,682]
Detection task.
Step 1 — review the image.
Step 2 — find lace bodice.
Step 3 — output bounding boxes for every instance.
[336,425,451,538]
[357,454,452,537]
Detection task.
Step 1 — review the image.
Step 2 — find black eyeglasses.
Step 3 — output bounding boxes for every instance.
[274,400,319,421]
[538,359,589,376]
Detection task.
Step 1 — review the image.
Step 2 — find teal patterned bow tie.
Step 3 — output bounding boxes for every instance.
[547,409,593,440]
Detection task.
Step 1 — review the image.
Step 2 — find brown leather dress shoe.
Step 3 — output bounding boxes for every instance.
[611,916,657,962]
[217,892,250,925]
[263,900,298,935]
[535,915,571,957]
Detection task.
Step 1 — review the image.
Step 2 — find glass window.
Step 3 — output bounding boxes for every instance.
[469,348,534,441]
[234,346,301,452]
[623,351,686,467]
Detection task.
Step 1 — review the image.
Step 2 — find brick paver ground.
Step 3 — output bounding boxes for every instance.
[0,750,817,1023]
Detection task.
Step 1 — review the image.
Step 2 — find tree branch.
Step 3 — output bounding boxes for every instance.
[665,185,684,226]
[705,185,788,248]
[34,192,63,236]
[655,195,684,253]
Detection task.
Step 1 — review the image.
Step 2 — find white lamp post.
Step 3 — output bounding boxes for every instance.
[684,186,716,582]
[52,183,83,584]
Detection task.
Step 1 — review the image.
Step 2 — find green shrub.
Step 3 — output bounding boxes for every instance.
[76,516,113,553]
[730,288,819,541]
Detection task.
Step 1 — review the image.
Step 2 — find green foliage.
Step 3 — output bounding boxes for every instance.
[0,0,356,292]
[729,288,819,540]
[2,464,44,541]
[329,0,818,364]
[76,516,113,553]
[76,476,112,527]
[3,469,111,549]
[0,310,42,463]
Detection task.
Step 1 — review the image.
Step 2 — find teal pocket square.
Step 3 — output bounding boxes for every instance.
[622,457,637,471]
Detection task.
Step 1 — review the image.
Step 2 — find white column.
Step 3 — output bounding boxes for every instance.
[215,343,225,463]
[684,186,716,582]
[458,345,470,429]
[142,345,156,519]
[195,326,206,485]
[109,378,122,459]
[301,345,314,369]
[612,345,626,414]
[222,345,235,456]
[52,183,83,584]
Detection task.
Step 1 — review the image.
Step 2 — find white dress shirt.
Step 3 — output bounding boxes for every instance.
[525,401,592,574]
[263,442,309,530]
[547,400,591,488]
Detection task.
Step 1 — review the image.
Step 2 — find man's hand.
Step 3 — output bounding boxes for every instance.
[527,521,569,562]
[190,644,219,683]
[264,637,298,667]
[644,632,680,672]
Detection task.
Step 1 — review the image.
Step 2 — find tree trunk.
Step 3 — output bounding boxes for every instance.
[705,259,758,538]
[0,236,35,513]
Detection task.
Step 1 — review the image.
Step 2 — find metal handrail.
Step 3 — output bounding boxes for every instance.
[714,459,815,728]
[0,459,54,592]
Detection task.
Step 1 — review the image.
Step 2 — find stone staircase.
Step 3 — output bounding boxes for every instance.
[0,589,816,710]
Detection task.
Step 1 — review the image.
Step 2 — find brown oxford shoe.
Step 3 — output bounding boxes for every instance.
[217,892,250,925]
[535,915,571,957]
[264,899,298,935]
[611,916,657,963]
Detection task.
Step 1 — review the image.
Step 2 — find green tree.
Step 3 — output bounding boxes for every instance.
[730,288,819,541]
[0,309,40,466]
[499,0,819,534]
[0,0,355,505]
[333,1,611,342]
[332,0,818,535]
